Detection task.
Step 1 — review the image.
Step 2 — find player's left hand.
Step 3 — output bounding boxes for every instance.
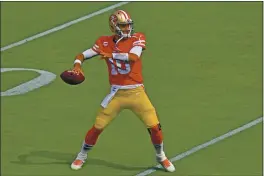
[100,51,112,59]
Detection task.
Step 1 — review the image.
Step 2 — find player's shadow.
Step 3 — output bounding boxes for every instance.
[11,151,152,171]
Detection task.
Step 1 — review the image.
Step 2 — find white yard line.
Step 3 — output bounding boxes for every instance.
[136,116,263,176]
[1,2,130,52]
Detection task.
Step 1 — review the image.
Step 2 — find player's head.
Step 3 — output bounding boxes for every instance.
[109,10,134,38]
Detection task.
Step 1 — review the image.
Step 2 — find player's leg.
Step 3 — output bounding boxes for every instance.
[71,97,121,170]
[130,87,175,172]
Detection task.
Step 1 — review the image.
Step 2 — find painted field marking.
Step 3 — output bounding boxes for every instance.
[1,68,56,96]
[1,1,130,52]
[136,116,263,176]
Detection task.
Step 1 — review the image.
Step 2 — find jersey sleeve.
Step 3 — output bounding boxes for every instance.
[132,33,146,50]
[91,37,103,53]
[129,46,143,57]
[82,48,98,59]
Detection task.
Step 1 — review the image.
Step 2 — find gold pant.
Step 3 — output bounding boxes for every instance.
[94,86,160,129]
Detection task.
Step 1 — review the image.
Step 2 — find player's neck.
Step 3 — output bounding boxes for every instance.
[113,35,120,43]
[113,35,130,43]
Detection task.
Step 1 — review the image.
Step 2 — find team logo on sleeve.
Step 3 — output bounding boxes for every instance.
[103,42,108,47]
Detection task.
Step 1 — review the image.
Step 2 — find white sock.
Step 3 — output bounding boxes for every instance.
[156,151,166,161]
[154,142,164,155]
[80,141,93,155]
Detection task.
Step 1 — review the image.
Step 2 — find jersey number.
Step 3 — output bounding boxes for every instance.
[109,58,131,75]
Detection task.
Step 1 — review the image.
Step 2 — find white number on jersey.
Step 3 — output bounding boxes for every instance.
[109,58,131,75]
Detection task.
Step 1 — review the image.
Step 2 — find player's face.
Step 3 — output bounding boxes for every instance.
[118,23,131,34]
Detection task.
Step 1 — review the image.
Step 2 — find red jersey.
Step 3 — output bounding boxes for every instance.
[91,32,146,86]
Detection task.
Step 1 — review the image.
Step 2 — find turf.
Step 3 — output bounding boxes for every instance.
[1,2,262,176]
[152,123,262,176]
[1,1,116,46]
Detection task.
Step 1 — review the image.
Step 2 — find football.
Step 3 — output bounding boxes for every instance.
[60,70,85,85]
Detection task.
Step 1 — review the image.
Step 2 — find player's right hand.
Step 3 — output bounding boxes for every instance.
[72,65,84,75]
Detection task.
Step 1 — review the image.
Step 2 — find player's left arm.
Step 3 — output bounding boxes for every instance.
[128,46,144,61]
[100,49,142,62]
[101,33,146,62]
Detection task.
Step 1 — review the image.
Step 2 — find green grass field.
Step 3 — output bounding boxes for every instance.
[1,2,262,176]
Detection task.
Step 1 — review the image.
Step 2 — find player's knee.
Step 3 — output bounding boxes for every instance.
[94,112,112,130]
[94,117,108,130]
[140,109,160,128]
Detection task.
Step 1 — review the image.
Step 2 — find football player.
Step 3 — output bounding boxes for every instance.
[70,10,175,173]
